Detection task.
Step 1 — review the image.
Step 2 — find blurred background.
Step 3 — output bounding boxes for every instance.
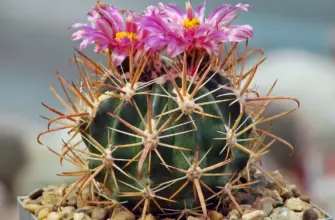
[1,0,335,218]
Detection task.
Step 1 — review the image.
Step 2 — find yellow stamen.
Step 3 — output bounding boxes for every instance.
[183,18,200,29]
[115,31,138,41]
[97,0,104,7]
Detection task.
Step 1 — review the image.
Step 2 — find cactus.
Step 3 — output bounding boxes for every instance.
[37,1,299,219]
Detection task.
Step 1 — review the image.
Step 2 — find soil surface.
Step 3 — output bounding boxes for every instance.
[21,169,330,220]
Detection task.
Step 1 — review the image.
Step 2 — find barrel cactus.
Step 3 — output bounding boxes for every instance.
[38,1,299,219]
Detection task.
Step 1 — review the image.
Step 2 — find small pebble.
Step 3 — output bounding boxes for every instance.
[271,190,283,203]
[235,192,256,205]
[261,202,273,217]
[91,207,107,220]
[229,209,241,218]
[270,170,286,184]
[286,185,300,197]
[260,197,281,207]
[228,215,239,220]
[208,211,223,220]
[229,209,241,220]
[285,198,312,212]
[271,207,289,214]
[144,214,155,220]
[47,212,63,220]
[255,188,283,203]
[24,197,42,205]
[23,204,42,213]
[37,207,50,219]
[74,212,91,220]
[303,209,318,220]
[280,188,293,200]
[292,188,301,197]
[299,195,310,203]
[187,217,201,220]
[270,207,290,220]
[76,206,95,216]
[41,191,60,206]
[61,206,76,213]
[44,185,58,191]
[240,204,253,211]
[56,184,68,197]
[29,189,44,200]
[111,210,136,220]
[288,210,303,220]
[61,206,76,218]
[35,204,53,216]
[242,210,264,220]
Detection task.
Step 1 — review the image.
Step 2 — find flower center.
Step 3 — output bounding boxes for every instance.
[115,31,138,41]
[183,18,200,29]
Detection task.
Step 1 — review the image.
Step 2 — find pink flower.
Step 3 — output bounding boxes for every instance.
[206,3,254,42]
[139,1,253,58]
[69,1,141,66]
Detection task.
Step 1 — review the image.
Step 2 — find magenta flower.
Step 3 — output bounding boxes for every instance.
[139,0,253,57]
[69,1,141,66]
[206,3,253,42]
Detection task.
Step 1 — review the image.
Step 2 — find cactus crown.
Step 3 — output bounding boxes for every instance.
[38,1,299,219]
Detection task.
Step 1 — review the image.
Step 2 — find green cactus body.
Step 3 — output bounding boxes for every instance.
[80,63,252,210]
[35,1,301,218]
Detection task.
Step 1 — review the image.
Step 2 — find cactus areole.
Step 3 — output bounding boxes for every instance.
[38,0,299,219]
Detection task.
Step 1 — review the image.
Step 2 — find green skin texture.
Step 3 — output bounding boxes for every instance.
[81,72,252,211]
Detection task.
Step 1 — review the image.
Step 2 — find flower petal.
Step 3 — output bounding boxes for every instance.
[207,3,251,29]
[211,24,253,42]
[96,4,124,33]
[142,5,161,16]
[139,13,171,34]
[195,0,208,22]
[185,1,194,19]
[144,37,167,53]
[79,39,91,51]
[225,24,253,41]
[71,30,88,41]
[95,18,115,41]
[126,14,138,33]
[166,38,186,57]
[112,47,128,66]
[158,2,185,24]
[193,24,213,38]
